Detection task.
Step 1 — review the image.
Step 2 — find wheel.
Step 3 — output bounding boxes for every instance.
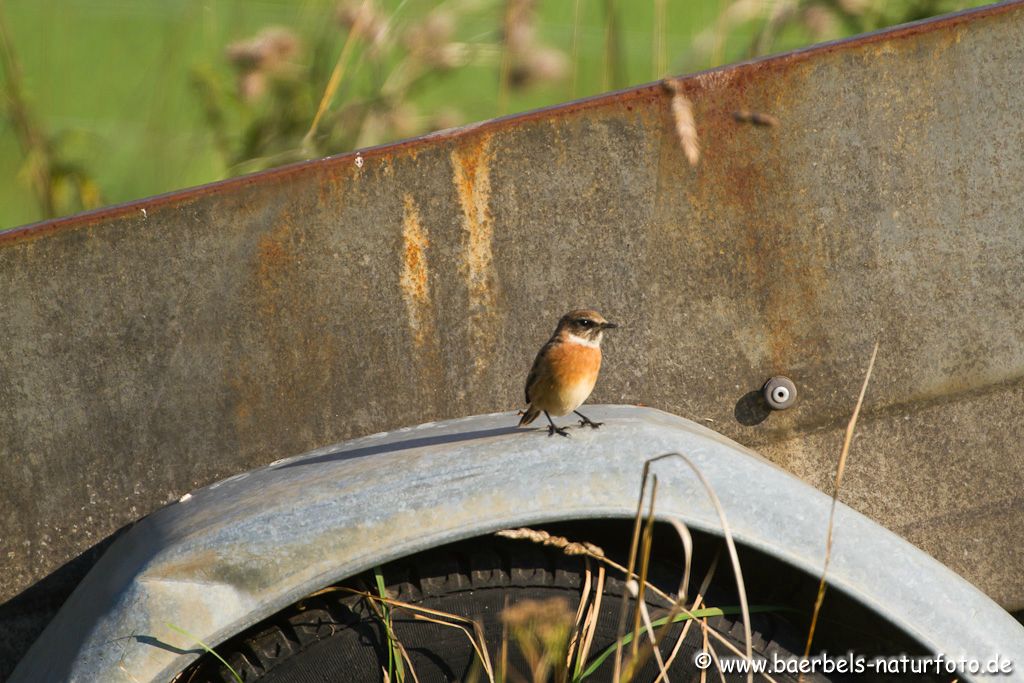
[180,534,816,683]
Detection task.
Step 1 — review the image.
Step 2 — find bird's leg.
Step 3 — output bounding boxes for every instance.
[574,410,603,429]
[545,411,570,437]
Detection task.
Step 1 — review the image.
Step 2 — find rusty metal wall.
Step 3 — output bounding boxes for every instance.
[2,1,1023,671]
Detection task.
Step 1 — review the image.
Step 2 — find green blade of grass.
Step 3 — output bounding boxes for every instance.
[166,622,243,683]
[575,604,790,681]
[374,565,405,682]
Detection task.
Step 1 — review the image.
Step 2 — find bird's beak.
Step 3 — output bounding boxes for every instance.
[602,322,619,329]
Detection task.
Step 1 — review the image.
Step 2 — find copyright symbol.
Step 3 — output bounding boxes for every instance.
[693,650,712,670]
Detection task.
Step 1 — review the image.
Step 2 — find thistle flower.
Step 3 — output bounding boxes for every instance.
[803,5,839,40]
[336,0,388,50]
[502,0,567,91]
[225,27,300,101]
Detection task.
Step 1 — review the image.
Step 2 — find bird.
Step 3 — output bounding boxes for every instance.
[518,309,618,437]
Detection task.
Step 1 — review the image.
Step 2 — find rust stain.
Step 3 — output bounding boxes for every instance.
[398,194,444,401]
[315,162,346,206]
[255,219,296,319]
[143,548,219,581]
[675,66,830,377]
[230,210,347,460]
[451,133,501,382]
[399,194,434,347]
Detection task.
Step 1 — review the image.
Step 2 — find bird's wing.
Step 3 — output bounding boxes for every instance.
[524,341,554,404]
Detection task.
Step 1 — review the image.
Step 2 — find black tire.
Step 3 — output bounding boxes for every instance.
[181,536,817,683]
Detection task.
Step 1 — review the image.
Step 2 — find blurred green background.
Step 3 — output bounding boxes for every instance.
[0,0,987,230]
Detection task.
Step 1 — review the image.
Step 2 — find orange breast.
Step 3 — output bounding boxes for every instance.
[547,343,602,386]
[526,341,603,415]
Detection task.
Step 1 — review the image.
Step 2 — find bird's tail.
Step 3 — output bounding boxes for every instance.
[519,405,540,426]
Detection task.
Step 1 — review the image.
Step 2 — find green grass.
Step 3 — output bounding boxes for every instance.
[374,564,407,682]
[0,0,991,229]
[166,621,243,683]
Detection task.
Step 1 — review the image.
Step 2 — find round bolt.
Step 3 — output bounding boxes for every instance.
[763,376,797,410]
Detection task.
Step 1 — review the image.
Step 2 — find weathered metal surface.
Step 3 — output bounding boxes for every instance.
[12,407,1024,682]
[2,1,1024,672]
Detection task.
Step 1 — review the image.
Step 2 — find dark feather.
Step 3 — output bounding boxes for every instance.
[518,405,540,426]
[524,339,554,403]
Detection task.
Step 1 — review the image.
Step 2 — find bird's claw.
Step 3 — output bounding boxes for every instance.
[548,425,570,437]
[578,418,603,429]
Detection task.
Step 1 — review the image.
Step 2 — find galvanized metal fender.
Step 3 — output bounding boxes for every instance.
[12,406,1024,681]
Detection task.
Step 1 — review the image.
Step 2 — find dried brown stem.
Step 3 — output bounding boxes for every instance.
[802,342,879,660]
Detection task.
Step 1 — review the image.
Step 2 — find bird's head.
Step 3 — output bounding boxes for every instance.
[556,309,618,345]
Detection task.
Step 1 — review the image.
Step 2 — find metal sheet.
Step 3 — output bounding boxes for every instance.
[2,1,1024,671]
[10,407,1024,682]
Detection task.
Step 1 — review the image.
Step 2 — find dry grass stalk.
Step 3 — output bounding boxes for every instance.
[732,110,780,127]
[303,1,371,149]
[628,517,731,682]
[569,565,593,643]
[620,474,662,681]
[612,459,659,683]
[496,528,607,559]
[663,78,700,166]
[700,626,710,683]
[365,596,421,683]
[394,639,420,683]
[629,518,694,681]
[657,549,720,682]
[496,524,760,677]
[565,559,594,668]
[640,452,754,683]
[316,586,495,682]
[624,580,670,681]
[497,526,673,604]
[667,519,693,607]
[706,640,727,683]
[473,619,496,680]
[802,342,879,660]
[657,552,781,683]
[574,565,606,679]
[413,614,497,683]
[413,612,494,682]
[631,475,659,656]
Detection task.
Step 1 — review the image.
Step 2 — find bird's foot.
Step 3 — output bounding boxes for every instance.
[577,416,603,429]
[548,424,570,437]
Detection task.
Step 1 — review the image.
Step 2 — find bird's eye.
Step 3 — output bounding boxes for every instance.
[579,319,592,327]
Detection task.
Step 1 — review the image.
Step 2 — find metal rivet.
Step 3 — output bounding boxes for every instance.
[763,376,797,410]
